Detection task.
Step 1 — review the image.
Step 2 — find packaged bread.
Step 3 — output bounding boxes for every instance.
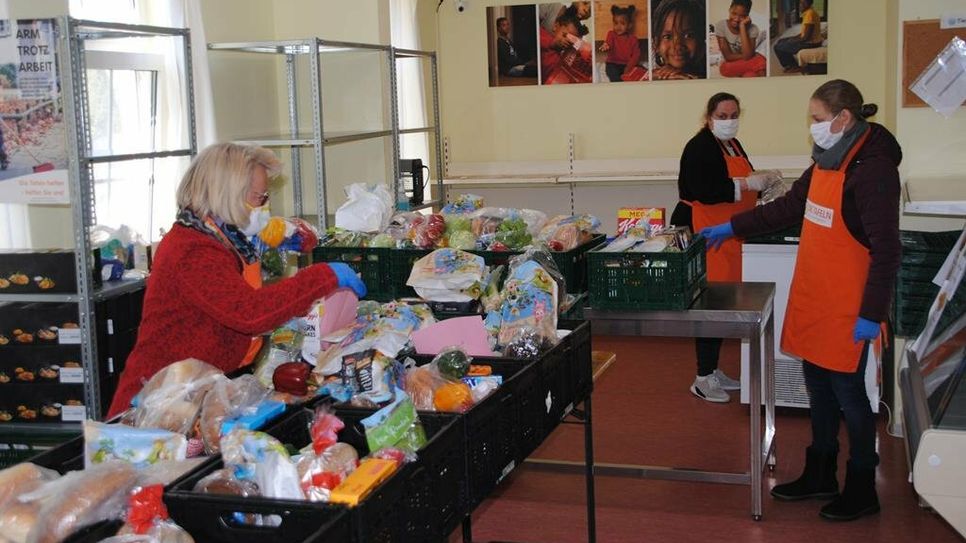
[0,463,59,510]
[26,461,140,543]
[134,359,223,435]
[199,374,269,454]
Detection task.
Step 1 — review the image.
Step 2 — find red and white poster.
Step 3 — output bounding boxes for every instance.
[0,18,69,204]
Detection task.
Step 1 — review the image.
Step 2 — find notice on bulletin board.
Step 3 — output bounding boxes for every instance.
[0,19,69,204]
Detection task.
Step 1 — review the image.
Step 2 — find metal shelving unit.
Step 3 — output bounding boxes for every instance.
[207,38,444,230]
[0,19,196,423]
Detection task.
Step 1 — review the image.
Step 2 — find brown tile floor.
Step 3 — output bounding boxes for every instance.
[453,336,963,542]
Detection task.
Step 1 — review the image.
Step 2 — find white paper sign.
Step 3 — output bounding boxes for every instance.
[61,404,87,422]
[940,13,966,29]
[58,328,81,345]
[59,367,84,384]
[910,37,966,117]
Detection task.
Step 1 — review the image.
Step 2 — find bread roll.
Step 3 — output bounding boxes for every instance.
[0,501,39,543]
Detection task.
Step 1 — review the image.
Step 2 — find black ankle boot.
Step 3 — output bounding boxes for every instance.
[819,462,880,521]
[771,446,839,501]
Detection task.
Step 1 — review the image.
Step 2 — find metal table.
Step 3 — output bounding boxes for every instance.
[583,282,777,521]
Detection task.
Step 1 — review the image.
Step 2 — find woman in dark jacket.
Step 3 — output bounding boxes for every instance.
[702,79,902,521]
[671,92,780,403]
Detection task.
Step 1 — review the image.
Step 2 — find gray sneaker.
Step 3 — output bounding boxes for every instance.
[713,369,741,391]
[691,374,731,403]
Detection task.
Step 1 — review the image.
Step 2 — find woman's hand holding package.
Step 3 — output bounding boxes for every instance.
[742,170,783,191]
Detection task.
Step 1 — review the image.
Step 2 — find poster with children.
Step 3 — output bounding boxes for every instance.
[487,5,540,87]
[594,1,649,82]
[0,19,68,204]
[649,0,707,80]
[538,2,594,84]
[707,0,769,78]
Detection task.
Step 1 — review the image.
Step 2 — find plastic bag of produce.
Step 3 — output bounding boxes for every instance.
[335,183,393,233]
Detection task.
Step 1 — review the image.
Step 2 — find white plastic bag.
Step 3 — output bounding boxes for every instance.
[335,183,393,233]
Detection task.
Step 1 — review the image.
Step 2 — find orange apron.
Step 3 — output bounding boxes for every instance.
[206,219,264,366]
[781,129,880,372]
[684,139,757,281]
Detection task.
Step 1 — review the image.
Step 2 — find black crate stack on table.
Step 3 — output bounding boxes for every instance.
[894,230,966,337]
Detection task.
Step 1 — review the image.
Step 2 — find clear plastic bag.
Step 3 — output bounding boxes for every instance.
[193,468,259,497]
[133,359,223,435]
[199,375,271,454]
[403,348,474,412]
[296,432,359,503]
[24,462,140,543]
[334,183,393,233]
[220,430,303,500]
[0,463,59,511]
[509,244,567,307]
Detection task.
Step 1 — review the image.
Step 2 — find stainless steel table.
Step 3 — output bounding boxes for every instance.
[583,282,777,520]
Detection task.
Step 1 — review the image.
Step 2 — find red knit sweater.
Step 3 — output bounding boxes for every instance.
[108,224,338,416]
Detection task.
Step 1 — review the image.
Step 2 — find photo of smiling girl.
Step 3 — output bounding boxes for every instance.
[650,0,707,80]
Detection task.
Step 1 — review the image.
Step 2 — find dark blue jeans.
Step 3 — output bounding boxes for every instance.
[773,36,822,69]
[803,342,879,470]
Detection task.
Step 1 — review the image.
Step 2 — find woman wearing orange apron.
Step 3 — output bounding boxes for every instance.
[109,143,367,416]
[702,80,902,521]
[671,93,780,403]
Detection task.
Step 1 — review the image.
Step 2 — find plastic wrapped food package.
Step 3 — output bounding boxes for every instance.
[194,468,259,497]
[334,183,393,233]
[403,348,476,412]
[490,259,560,350]
[133,359,223,435]
[220,429,303,500]
[509,245,567,307]
[199,375,271,454]
[112,485,195,543]
[0,463,59,511]
[18,462,140,543]
[360,391,427,454]
[254,320,303,388]
[84,421,188,468]
[441,194,484,215]
[407,249,485,302]
[538,214,601,251]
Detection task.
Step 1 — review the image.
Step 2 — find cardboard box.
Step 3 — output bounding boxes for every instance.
[617,207,666,236]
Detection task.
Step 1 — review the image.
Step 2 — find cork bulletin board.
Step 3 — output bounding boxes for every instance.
[903,19,965,107]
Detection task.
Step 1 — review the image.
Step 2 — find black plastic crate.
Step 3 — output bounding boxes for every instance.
[0,426,80,469]
[588,237,707,310]
[408,356,527,510]
[900,230,961,254]
[165,406,462,543]
[312,245,394,301]
[562,320,593,407]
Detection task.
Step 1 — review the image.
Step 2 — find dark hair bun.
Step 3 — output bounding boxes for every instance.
[860,103,878,118]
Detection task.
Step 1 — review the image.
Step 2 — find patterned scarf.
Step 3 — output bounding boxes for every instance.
[176,208,258,265]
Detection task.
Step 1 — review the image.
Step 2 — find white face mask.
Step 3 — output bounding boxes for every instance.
[711,119,739,141]
[810,113,843,150]
[241,205,270,237]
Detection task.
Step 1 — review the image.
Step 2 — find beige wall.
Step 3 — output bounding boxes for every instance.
[431,0,895,164]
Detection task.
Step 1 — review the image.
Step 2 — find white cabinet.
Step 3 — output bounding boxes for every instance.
[740,242,879,412]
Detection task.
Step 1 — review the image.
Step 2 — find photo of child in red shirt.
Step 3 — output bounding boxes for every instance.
[539,5,593,84]
[599,4,644,82]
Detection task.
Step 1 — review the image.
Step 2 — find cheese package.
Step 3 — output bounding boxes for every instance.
[616,207,665,236]
[328,458,397,506]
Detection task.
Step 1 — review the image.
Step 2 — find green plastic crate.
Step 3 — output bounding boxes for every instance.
[588,237,707,310]
[312,245,394,301]
[0,427,80,469]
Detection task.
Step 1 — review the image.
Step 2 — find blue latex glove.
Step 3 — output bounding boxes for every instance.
[327,262,367,299]
[853,317,880,343]
[699,222,734,250]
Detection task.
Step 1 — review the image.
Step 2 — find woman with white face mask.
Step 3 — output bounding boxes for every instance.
[701,79,902,522]
[108,143,366,416]
[671,92,779,404]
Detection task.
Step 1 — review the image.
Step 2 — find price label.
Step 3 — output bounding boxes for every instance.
[61,405,87,422]
[58,328,82,345]
[59,367,85,384]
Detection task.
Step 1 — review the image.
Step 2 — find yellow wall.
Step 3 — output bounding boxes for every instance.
[431,0,895,164]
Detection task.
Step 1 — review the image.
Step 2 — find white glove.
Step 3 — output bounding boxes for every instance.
[743,170,783,191]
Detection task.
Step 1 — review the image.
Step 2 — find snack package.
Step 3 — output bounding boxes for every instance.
[441,194,484,215]
[335,183,393,233]
[221,429,303,500]
[21,461,140,543]
[133,359,223,435]
[199,375,271,454]
[339,350,398,405]
[0,463,59,511]
[490,259,560,350]
[407,249,485,302]
[616,207,665,236]
[84,421,188,468]
[360,390,427,454]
